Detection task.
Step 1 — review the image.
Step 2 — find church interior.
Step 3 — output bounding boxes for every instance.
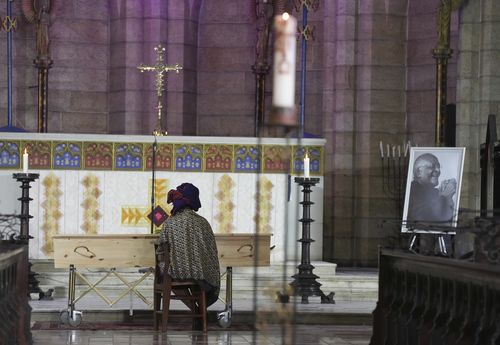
[1,0,500,344]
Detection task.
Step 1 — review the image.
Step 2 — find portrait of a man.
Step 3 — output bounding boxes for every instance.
[402,147,465,233]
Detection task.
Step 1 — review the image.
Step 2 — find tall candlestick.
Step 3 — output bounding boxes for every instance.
[303,153,310,178]
[386,144,390,158]
[379,141,384,158]
[272,12,297,108]
[23,148,29,173]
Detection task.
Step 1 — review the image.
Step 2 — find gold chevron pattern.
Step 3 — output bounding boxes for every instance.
[121,206,150,226]
[149,179,168,208]
[254,177,273,234]
[41,173,62,254]
[81,174,102,234]
[121,179,171,231]
[214,174,235,234]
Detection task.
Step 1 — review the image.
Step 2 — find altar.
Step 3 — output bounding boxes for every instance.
[0,132,326,263]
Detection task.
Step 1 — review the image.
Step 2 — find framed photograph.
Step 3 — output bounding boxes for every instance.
[402,147,466,234]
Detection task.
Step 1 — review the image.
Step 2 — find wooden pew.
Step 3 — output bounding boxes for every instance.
[0,244,31,344]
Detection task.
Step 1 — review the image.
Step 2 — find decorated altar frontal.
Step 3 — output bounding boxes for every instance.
[0,133,326,263]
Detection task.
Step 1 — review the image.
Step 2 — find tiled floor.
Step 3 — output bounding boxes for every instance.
[30,267,376,344]
[32,325,372,344]
[30,296,376,315]
[30,297,374,344]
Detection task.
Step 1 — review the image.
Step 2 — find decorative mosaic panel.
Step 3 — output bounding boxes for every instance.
[114,143,143,170]
[41,172,62,254]
[174,144,203,171]
[255,176,273,233]
[53,142,82,169]
[23,141,51,170]
[81,173,102,234]
[145,143,173,171]
[234,145,261,173]
[0,141,20,169]
[262,145,291,173]
[0,139,324,175]
[83,142,113,170]
[293,145,323,175]
[214,174,235,233]
[204,144,233,172]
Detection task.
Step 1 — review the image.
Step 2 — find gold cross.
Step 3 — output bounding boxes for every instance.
[138,44,182,136]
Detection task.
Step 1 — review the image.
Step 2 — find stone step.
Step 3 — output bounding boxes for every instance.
[35,280,377,303]
[30,260,378,303]
[32,261,338,277]
[36,281,377,302]
[34,271,378,288]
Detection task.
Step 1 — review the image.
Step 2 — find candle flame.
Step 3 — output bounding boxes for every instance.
[282,12,290,20]
[24,148,27,154]
[305,152,308,159]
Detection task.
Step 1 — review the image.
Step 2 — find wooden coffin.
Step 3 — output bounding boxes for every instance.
[53,233,271,268]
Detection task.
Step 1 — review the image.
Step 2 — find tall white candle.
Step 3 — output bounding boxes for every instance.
[303,153,310,178]
[272,12,297,108]
[23,148,29,173]
[379,141,384,158]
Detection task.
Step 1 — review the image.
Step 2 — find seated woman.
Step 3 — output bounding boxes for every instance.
[158,182,220,306]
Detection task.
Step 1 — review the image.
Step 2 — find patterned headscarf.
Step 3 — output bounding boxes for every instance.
[167,182,202,216]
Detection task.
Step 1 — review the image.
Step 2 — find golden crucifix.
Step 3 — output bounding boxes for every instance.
[138,44,182,136]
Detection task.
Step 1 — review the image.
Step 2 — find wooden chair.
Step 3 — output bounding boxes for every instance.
[153,242,208,332]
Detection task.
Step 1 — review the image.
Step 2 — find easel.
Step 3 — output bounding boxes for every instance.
[408,231,450,256]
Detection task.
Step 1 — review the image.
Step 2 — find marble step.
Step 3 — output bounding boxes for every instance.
[35,279,378,303]
[32,260,338,276]
[30,260,378,302]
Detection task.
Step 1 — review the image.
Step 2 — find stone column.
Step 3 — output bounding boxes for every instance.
[163,0,201,135]
[454,0,500,256]
[457,0,500,211]
[196,1,256,136]
[108,0,145,134]
[324,0,408,266]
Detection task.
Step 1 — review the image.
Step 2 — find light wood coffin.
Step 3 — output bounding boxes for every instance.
[53,234,271,268]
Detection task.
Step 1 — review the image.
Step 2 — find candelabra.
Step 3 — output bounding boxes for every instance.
[380,141,410,218]
[13,173,53,300]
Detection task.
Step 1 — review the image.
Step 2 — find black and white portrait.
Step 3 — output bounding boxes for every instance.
[402,147,465,234]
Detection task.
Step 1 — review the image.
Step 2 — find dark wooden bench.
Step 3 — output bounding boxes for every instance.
[0,244,31,345]
[371,248,500,344]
